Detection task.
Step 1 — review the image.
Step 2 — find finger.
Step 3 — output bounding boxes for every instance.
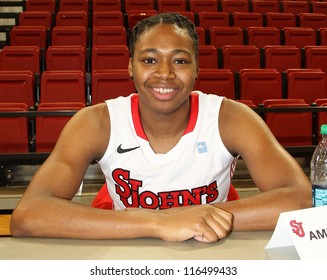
[211,208,234,232]
[205,215,231,240]
[193,226,219,243]
[192,216,222,243]
[194,208,232,242]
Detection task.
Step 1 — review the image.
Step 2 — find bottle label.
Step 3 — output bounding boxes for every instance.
[312,184,327,207]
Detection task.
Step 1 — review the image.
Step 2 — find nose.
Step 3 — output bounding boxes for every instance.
[154,60,176,80]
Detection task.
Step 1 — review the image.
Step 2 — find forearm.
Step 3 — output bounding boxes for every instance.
[10,196,159,240]
[215,186,311,231]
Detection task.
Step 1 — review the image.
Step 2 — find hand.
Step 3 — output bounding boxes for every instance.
[143,204,233,243]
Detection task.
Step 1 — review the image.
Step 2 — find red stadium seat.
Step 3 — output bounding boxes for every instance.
[10,26,47,49]
[198,12,230,30]
[91,69,136,104]
[0,103,29,153]
[0,46,40,74]
[239,69,282,106]
[92,26,127,46]
[157,0,186,12]
[124,0,154,12]
[222,45,260,72]
[312,2,327,16]
[51,26,87,48]
[298,13,327,29]
[198,45,218,69]
[127,10,157,29]
[220,0,249,13]
[0,70,35,108]
[247,27,280,48]
[283,27,316,48]
[304,46,327,73]
[35,102,85,152]
[251,0,279,14]
[281,1,309,15]
[177,11,195,23]
[232,12,263,28]
[40,70,85,103]
[59,0,89,12]
[194,69,235,99]
[266,12,296,30]
[209,26,244,48]
[56,11,88,28]
[25,0,56,13]
[264,45,301,72]
[92,11,124,27]
[18,11,52,29]
[92,0,122,12]
[264,102,312,146]
[46,45,86,72]
[188,0,218,13]
[286,68,327,104]
[91,45,130,71]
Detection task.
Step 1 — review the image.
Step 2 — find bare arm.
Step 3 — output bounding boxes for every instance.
[10,104,232,242]
[10,104,158,239]
[215,99,312,231]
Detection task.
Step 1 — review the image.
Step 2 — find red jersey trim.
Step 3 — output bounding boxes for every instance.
[131,93,199,140]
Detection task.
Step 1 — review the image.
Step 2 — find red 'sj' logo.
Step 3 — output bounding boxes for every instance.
[290,220,305,237]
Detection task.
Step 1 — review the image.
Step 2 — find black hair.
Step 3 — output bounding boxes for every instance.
[129,13,199,59]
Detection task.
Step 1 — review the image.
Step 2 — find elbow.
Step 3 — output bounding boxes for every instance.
[297,181,312,210]
[10,207,35,237]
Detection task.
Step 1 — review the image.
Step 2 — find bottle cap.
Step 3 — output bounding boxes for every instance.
[321,124,327,135]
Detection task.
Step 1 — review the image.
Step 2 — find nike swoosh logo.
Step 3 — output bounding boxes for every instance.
[117,144,140,154]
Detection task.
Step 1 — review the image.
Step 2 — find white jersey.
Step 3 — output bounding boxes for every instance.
[98,91,238,210]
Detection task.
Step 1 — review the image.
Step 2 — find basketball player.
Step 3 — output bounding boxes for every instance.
[10,13,311,243]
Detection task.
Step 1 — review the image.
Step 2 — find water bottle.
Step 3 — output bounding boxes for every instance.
[310,124,327,207]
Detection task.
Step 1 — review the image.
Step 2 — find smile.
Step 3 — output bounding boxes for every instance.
[153,87,175,94]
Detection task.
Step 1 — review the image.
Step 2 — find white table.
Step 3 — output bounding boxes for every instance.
[0,231,299,260]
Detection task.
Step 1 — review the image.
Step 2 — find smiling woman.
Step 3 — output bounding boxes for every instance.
[10,13,311,243]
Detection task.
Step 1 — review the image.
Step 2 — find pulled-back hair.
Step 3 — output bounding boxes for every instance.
[129,13,199,59]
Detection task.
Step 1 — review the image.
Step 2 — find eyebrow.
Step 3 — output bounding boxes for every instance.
[138,48,192,56]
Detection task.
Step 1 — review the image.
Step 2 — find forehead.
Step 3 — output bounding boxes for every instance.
[134,24,194,53]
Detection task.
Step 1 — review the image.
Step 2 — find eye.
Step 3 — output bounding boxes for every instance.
[144,58,156,64]
[174,59,188,64]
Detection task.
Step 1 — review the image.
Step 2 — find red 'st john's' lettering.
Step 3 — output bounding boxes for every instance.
[112,168,221,209]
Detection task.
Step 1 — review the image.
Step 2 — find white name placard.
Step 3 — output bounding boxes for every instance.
[265,206,327,259]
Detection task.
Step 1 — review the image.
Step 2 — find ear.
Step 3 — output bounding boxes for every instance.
[128,58,133,78]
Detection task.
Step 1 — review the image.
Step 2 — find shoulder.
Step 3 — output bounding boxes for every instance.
[218,98,275,156]
[75,102,109,124]
[54,102,110,161]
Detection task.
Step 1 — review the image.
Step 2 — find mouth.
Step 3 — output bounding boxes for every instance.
[152,87,175,95]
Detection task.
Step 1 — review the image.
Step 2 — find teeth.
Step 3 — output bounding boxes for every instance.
[153,88,174,94]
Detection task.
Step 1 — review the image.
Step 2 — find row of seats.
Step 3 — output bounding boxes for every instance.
[0,102,85,153]
[2,44,327,75]
[194,68,327,105]
[197,44,327,72]
[22,0,327,15]
[13,9,327,30]
[0,68,326,109]
[1,97,326,153]
[7,24,327,51]
[0,69,135,107]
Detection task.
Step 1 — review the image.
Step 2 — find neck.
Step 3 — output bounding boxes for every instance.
[139,98,191,154]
